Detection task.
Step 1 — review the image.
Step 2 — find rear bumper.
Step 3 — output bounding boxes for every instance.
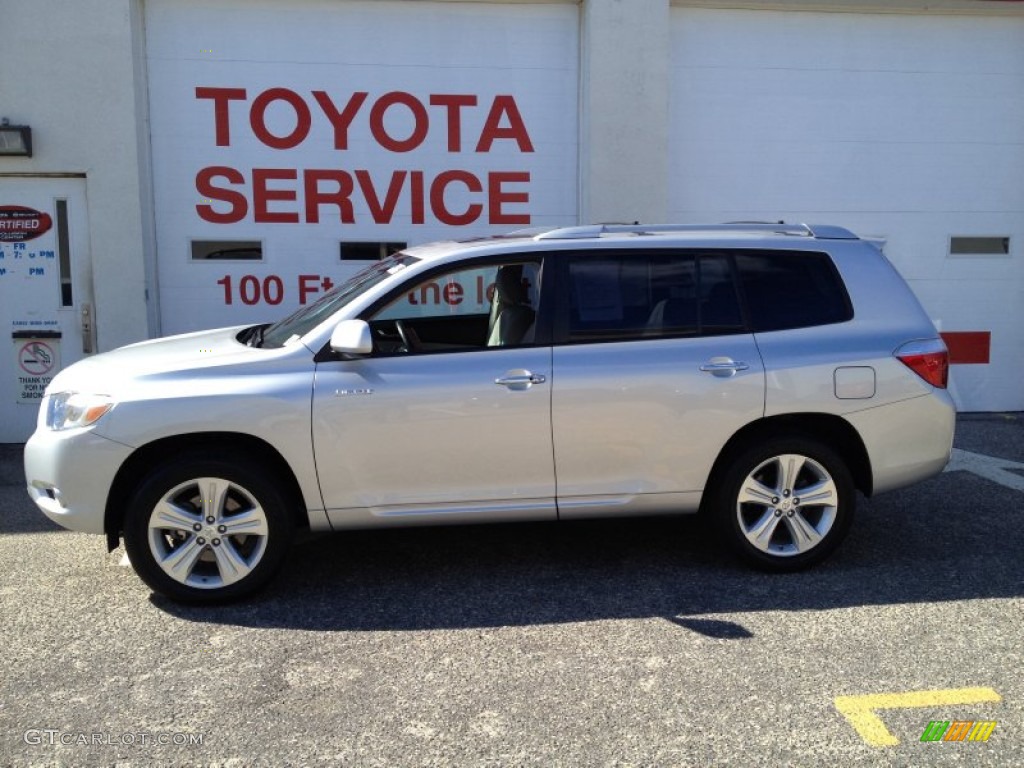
[847,391,956,496]
[24,427,133,535]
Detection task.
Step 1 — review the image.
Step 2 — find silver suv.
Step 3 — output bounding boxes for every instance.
[24,223,955,603]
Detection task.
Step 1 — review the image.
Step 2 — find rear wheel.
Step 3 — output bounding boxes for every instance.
[715,438,854,571]
[123,452,293,603]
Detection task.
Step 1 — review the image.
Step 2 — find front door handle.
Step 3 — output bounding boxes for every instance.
[495,369,547,391]
[699,358,749,377]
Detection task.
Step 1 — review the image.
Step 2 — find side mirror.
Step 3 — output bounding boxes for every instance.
[329,319,373,356]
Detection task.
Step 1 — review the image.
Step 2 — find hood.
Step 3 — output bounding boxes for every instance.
[46,325,268,396]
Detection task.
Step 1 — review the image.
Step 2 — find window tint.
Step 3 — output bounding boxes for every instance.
[735,250,851,332]
[698,254,743,331]
[564,252,744,343]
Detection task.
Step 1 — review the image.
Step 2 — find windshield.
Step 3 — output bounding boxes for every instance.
[260,254,418,348]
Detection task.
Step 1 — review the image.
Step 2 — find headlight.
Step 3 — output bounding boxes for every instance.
[45,392,114,431]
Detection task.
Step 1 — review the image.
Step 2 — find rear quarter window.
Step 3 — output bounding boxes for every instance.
[735,250,852,332]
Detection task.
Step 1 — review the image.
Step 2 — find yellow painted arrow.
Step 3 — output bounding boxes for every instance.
[835,687,1002,747]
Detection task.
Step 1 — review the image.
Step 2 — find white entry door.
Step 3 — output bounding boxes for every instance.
[0,177,94,443]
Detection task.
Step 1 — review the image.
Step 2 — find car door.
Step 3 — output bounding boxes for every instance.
[312,257,557,527]
[551,250,766,517]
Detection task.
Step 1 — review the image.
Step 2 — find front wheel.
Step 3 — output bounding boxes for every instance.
[123,453,293,603]
[714,438,855,572]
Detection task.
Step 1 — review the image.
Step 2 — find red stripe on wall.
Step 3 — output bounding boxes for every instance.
[941,331,991,365]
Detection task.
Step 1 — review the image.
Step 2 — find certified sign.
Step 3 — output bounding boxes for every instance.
[0,206,54,242]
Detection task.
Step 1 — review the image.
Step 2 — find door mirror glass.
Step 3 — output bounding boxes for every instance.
[329,319,373,356]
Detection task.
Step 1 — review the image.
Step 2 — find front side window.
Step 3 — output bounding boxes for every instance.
[366,260,542,354]
[562,252,744,343]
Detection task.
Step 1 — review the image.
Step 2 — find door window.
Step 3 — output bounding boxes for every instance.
[368,260,542,354]
[561,251,745,343]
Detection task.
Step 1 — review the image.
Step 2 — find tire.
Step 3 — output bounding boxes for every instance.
[123,451,293,603]
[713,437,854,572]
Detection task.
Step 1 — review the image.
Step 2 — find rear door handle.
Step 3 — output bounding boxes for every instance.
[699,358,749,377]
[495,369,546,390]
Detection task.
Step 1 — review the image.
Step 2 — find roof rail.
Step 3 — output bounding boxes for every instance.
[804,224,859,240]
[533,222,858,241]
[533,225,608,240]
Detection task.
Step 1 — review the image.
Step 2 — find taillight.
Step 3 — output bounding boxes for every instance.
[895,339,949,389]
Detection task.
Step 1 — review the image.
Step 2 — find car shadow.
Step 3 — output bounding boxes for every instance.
[0,444,66,535]
[154,469,1024,633]
[0,487,66,534]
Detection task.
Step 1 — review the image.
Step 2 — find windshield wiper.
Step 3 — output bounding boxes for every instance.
[245,324,267,348]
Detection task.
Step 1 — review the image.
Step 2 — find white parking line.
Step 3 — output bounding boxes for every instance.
[944,449,1024,493]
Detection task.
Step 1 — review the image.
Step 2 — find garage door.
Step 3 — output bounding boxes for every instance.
[670,9,1024,411]
[146,0,578,336]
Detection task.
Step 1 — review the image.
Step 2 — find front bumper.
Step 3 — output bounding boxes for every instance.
[24,427,134,535]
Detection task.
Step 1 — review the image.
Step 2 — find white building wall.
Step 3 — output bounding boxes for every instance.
[144,0,580,335]
[1,0,1022,425]
[668,7,1024,411]
[580,0,671,224]
[0,0,153,352]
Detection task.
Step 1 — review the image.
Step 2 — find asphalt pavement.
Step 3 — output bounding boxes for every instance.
[1,413,1022,766]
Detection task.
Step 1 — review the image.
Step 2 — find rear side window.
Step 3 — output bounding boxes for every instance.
[562,252,745,343]
[735,250,851,332]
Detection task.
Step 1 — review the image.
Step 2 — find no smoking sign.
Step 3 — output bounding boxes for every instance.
[14,338,60,403]
[18,341,55,375]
